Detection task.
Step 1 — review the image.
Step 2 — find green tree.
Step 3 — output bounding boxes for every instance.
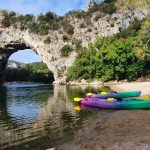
[2,62,54,83]
[67,36,149,82]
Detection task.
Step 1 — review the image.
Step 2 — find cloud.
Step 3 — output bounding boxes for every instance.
[0,0,91,16]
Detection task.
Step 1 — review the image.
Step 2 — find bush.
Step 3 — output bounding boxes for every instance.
[37,12,60,33]
[1,17,10,27]
[103,0,114,3]
[80,23,86,28]
[115,19,142,39]
[87,28,92,32]
[61,45,73,57]
[28,22,39,33]
[87,0,117,15]
[38,23,49,35]
[24,14,34,22]
[38,11,57,22]
[65,10,87,19]
[65,24,74,35]
[62,34,69,42]
[44,36,51,44]
[75,11,87,19]
[10,16,17,24]
[9,11,16,17]
[94,13,104,21]
[61,21,74,35]
[110,23,114,27]
[48,21,60,30]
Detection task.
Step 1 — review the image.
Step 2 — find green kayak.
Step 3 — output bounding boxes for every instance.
[90,90,141,99]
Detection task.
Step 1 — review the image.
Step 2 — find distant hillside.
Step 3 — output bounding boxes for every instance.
[7,60,24,68]
[3,61,54,83]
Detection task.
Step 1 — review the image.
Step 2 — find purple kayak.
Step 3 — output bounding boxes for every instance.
[79,97,150,109]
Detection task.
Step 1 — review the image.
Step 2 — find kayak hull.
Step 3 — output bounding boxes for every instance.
[80,98,150,109]
[91,91,141,99]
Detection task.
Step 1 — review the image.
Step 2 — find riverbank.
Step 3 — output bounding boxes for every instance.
[110,82,150,95]
[58,81,150,150]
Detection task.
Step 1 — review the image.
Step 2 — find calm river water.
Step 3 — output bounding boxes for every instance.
[0,83,113,150]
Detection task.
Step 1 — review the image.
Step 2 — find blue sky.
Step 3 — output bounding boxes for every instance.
[0,0,92,63]
[9,50,41,63]
[0,0,91,16]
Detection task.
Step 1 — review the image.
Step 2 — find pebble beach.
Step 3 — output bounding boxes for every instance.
[58,82,150,150]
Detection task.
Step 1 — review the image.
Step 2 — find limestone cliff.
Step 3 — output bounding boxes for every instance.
[0,1,148,84]
[7,60,24,68]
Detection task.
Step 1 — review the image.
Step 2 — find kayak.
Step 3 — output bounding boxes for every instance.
[80,98,150,109]
[90,90,141,99]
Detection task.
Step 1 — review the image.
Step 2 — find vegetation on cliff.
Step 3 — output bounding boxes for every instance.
[68,0,150,81]
[67,0,150,82]
[0,0,116,36]
[67,17,150,81]
[2,62,54,83]
[0,10,61,35]
[61,45,73,57]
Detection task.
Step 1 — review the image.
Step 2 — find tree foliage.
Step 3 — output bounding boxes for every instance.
[67,36,150,82]
[2,62,54,83]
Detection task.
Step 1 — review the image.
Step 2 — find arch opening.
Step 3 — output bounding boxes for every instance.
[0,43,54,84]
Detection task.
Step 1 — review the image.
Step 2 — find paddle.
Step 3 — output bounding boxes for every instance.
[74,97,117,102]
[138,96,150,100]
[74,92,115,102]
[86,91,108,97]
[74,92,149,103]
[74,97,81,102]
[74,106,81,111]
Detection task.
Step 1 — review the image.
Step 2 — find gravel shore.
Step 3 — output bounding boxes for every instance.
[58,82,150,150]
[111,82,150,95]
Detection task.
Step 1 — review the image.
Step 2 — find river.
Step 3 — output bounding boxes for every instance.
[0,83,113,150]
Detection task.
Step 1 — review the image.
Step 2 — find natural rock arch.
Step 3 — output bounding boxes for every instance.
[0,27,77,84]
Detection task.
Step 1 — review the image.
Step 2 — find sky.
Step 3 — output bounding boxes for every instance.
[0,0,91,16]
[9,50,41,63]
[0,0,92,63]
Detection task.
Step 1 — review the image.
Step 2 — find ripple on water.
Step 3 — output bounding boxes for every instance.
[0,83,112,150]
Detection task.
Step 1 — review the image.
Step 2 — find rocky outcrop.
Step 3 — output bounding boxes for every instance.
[0,5,148,84]
[7,60,24,68]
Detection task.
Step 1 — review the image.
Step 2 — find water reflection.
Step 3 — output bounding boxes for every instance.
[0,83,112,150]
[0,86,7,111]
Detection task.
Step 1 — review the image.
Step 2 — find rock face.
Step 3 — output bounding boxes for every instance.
[7,60,23,68]
[0,5,148,84]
